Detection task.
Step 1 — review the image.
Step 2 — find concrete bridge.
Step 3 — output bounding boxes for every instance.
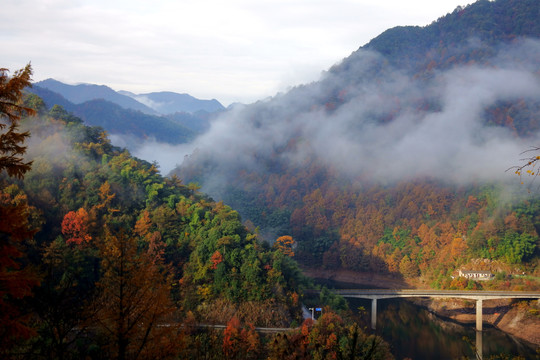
[334,289,540,331]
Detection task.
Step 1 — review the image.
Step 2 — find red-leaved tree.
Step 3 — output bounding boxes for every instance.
[61,207,92,245]
[222,316,260,360]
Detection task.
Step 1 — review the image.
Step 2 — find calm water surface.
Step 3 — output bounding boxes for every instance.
[347,298,538,360]
[314,279,537,359]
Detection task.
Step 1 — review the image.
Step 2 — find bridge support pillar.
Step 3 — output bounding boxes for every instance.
[371,298,377,330]
[476,328,483,360]
[476,299,483,331]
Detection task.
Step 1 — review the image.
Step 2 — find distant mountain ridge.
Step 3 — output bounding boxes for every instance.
[28,84,207,146]
[119,90,224,114]
[35,78,158,114]
[28,79,226,147]
[35,78,225,115]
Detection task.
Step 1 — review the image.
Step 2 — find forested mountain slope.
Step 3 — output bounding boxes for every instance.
[18,95,308,318]
[174,0,540,288]
[1,90,333,358]
[3,65,392,358]
[362,0,539,69]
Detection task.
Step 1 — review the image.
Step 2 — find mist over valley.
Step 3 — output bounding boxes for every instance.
[3,1,539,357]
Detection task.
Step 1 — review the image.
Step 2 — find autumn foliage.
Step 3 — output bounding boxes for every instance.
[61,207,92,245]
[0,188,40,351]
[274,235,295,257]
[3,4,540,355]
[0,64,41,354]
[210,250,224,269]
[266,313,391,360]
[0,90,314,357]
[94,229,180,360]
[222,317,260,359]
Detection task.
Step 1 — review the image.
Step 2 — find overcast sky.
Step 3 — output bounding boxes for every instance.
[3,0,472,106]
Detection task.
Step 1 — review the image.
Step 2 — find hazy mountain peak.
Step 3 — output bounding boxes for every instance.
[35,79,226,115]
[121,90,225,115]
[35,79,157,115]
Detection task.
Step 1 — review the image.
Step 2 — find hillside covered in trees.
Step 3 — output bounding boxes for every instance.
[3,0,540,358]
[0,66,394,358]
[175,0,540,289]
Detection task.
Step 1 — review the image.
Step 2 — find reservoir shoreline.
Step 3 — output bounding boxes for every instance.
[302,267,540,346]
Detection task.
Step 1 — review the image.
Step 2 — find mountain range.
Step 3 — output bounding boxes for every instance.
[173,0,540,278]
[28,79,226,147]
[34,78,225,115]
[118,90,224,114]
[5,0,540,356]
[34,78,158,114]
[13,0,540,308]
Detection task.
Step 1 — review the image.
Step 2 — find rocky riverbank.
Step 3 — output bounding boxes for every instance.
[302,267,540,346]
[413,297,540,346]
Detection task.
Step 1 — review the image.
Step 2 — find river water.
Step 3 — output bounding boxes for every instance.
[347,297,538,360]
[314,279,538,359]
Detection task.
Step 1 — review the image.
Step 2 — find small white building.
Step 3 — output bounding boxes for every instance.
[458,270,494,281]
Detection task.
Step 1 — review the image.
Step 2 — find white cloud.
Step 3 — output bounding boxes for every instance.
[171,41,540,195]
[2,0,472,106]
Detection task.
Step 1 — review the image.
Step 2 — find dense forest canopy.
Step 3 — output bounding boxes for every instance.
[363,0,540,69]
[174,0,540,286]
[2,0,540,358]
[3,75,382,358]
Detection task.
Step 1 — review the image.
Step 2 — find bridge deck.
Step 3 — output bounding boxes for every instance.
[332,289,540,331]
[334,289,540,300]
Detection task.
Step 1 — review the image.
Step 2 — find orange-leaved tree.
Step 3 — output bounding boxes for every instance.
[61,207,92,245]
[274,235,295,257]
[0,186,40,352]
[222,316,260,360]
[93,227,180,360]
